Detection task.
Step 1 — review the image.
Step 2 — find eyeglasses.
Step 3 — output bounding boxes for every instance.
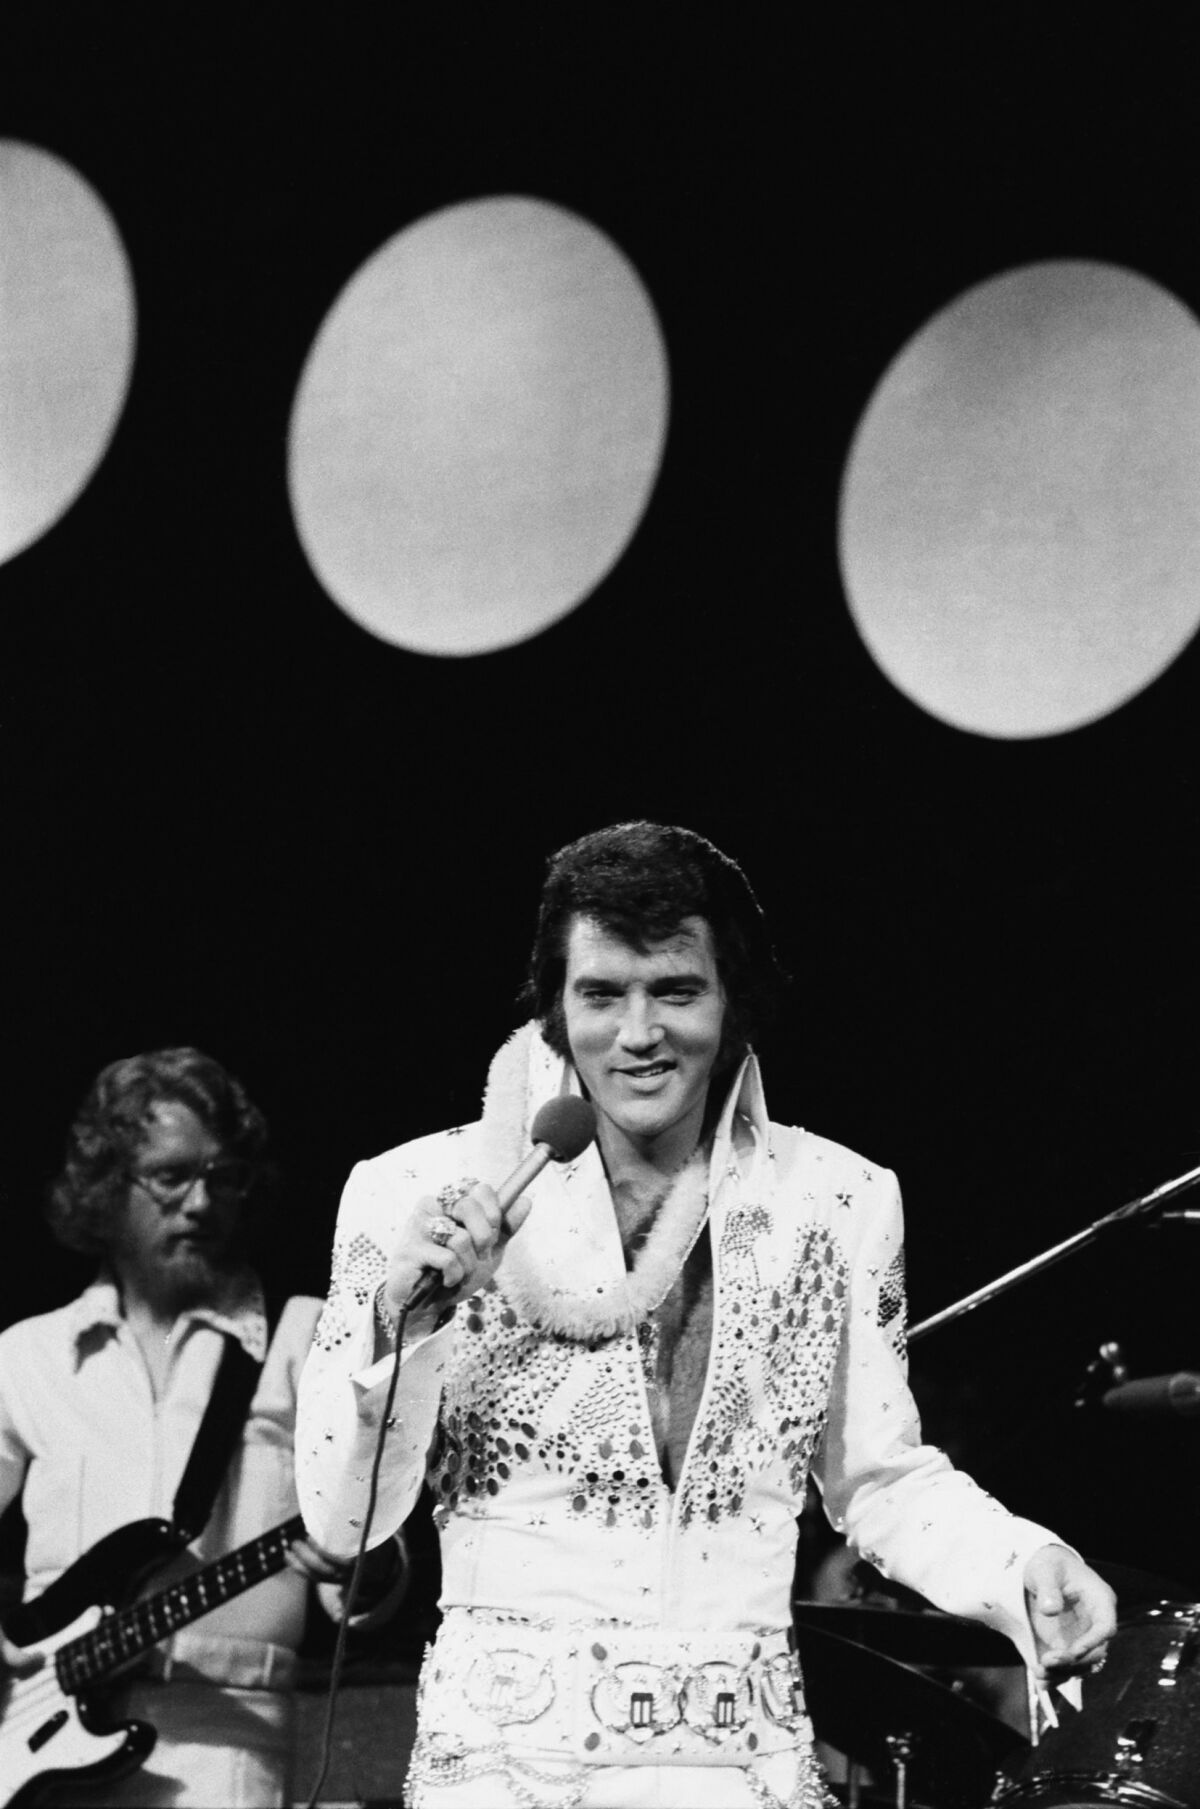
[130,1156,254,1207]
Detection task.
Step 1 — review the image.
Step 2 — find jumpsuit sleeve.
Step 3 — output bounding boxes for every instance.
[811,1166,1064,1668]
[295,1157,454,1561]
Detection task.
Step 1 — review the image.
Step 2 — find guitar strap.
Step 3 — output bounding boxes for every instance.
[170,1286,286,1544]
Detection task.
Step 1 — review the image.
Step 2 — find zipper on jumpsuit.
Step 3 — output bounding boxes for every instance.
[657,1128,744,1613]
[589,1164,717,1620]
[655,1116,776,1623]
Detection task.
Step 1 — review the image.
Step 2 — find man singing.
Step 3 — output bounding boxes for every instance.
[297,822,1115,1807]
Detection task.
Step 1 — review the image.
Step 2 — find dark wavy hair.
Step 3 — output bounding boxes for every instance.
[46,1047,273,1257]
[520,821,788,1074]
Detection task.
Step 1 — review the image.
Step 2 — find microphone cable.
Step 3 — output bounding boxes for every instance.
[302,1291,414,1809]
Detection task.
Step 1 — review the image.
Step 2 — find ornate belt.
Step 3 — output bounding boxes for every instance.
[418,1611,810,1768]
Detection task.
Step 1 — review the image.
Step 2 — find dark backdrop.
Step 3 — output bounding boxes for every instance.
[5,11,1200,1588]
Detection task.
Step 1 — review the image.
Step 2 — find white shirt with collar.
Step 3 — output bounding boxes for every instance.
[0,1266,321,1676]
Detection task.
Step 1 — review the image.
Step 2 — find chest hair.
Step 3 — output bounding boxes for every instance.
[614,1179,715,1488]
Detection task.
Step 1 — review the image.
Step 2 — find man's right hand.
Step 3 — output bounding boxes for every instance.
[379,1183,533,1339]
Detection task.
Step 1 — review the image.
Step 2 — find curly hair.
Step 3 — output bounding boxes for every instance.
[519,821,788,1074]
[46,1047,273,1257]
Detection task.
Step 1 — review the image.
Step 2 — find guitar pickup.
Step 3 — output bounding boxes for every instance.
[28,1709,69,1752]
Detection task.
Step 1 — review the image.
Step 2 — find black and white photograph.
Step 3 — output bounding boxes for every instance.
[2,13,1200,1807]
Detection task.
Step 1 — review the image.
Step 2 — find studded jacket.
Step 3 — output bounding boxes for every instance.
[296,1023,1057,1674]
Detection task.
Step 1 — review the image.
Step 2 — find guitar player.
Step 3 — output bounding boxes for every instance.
[0,1047,408,1808]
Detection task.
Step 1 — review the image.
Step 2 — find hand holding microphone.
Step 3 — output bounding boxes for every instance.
[380,1096,596,1337]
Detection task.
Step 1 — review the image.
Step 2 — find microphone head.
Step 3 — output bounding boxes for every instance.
[530,1095,596,1163]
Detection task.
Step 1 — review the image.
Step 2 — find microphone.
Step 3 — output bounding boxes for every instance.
[405,1095,596,1311]
[1102,1373,1200,1418]
[493,1096,597,1214]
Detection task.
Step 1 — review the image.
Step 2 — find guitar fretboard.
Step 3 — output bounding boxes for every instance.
[54,1514,305,1694]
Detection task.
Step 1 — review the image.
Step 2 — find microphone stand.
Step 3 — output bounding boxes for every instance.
[907,1162,1200,1345]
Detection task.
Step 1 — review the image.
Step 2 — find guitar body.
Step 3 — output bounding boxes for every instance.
[2,1521,181,1805]
[4,1521,185,1648]
[0,1511,303,1806]
[1,1605,157,1807]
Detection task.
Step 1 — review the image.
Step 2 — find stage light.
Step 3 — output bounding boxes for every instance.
[839,261,1200,737]
[0,141,136,569]
[288,196,669,657]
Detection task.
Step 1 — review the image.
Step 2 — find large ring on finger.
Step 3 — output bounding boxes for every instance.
[429,1214,458,1247]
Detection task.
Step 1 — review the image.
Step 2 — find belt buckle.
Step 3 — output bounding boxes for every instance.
[761,1650,806,1731]
[591,1661,684,1744]
[463,1647,556,1724]
[683,1660,755,1741]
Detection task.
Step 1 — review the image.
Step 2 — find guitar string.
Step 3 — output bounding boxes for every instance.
[5,1527,297,1739]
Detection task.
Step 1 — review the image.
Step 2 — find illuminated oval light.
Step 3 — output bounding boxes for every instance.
[839,261,1200,737]
[0,140,136,566]
[288,196,669,657]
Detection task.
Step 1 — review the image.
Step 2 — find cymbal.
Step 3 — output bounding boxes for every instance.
[793,1599,1019,1666]
[795,1623,1027,1805]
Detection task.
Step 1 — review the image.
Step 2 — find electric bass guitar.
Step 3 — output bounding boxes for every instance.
[0,1511,303,1807]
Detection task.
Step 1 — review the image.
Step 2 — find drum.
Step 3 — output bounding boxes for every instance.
[993,1602,1200,1807]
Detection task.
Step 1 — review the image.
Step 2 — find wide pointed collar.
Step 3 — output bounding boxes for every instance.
[68,1266,268,1366]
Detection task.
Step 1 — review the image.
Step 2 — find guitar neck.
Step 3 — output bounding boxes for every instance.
[54,1514,305,1695]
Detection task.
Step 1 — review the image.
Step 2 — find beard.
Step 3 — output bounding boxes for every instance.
[142,1234,240,1316]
